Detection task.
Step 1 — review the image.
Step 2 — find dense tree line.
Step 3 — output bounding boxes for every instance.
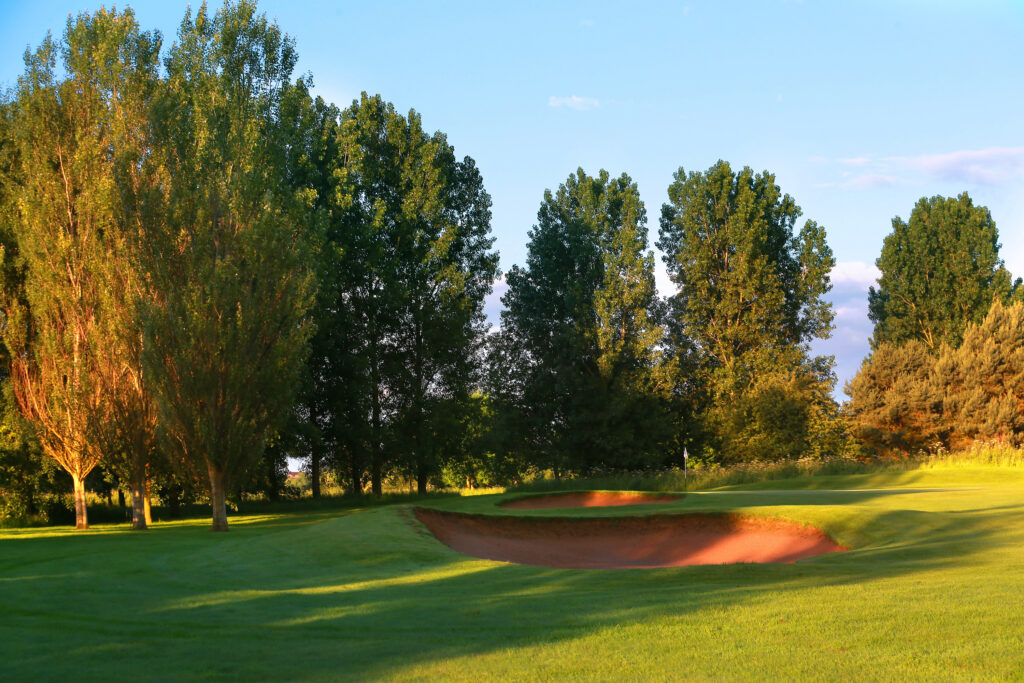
[1,1,1020,530]
[848,195,1022,455]
[0,3,499,528]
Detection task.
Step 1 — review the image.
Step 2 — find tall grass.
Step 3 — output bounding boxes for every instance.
[508,443,1024,494]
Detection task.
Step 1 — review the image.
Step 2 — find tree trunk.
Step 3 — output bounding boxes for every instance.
[371,459,382,497]
[350,464,362,497]
[117,488,126,510]
[370,325,383,498]
[207,464,229,532]
[72,473,89,530]
[129,458,147,530]
[417,468,428,495]
[143,474,153,525]
[168,485,182,519]
[311,439,322,499]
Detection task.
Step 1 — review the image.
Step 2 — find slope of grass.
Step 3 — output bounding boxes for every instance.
[2,464,1024,680]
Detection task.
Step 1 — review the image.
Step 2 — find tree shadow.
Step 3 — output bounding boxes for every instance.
[2,496,1022,679]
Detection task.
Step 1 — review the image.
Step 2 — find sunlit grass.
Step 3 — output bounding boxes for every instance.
[2,458,1024,680]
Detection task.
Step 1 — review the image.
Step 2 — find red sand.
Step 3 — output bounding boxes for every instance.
[414,508,846,569]
[501,491,682,509]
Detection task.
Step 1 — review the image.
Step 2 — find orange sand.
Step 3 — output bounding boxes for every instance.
[500,491,682,509]
[414,508,846,569]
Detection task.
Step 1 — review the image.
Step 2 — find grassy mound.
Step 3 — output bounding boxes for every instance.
[3,464,1024,679]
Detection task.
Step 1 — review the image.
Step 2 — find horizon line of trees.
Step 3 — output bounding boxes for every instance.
[1,1,1021,531]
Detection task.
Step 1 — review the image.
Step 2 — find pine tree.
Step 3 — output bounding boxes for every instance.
[943,301,1024,447]
[845,341,944,455]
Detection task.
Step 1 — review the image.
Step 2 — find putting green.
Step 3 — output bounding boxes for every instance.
[2,466,1023,680]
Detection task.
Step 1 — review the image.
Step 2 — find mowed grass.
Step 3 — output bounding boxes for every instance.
[3,467,1024,680]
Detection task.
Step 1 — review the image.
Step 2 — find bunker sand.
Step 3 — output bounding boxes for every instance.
[414,508,846,569]
[500,491,682,509]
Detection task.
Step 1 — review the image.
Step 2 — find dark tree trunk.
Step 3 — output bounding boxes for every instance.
[311,439,322,498]
[370,386,383,497]
[350,464,362,496]
[168,485,182,519]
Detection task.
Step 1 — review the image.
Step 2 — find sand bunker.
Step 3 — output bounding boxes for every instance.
[414,508,846,569]
[501,491,682,509]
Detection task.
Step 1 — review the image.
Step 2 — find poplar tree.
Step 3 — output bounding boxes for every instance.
[869,193,1017,350]
[657,161,836,461]
[497,169,667,473]
[1,10,160,529]
[142,2,315,531]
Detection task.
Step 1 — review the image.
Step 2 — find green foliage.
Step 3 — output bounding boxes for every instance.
[845,340,944,455]
[312,93,498,496]
[849,301,1024,456]
[942,300,1024,447]
[0,8,165,528]
[869,193,1018,350]
[494,168,671,474]
[657,160,837,462]
[140,1,316,530]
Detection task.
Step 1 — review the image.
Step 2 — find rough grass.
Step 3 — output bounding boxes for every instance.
[3,459,1024,680]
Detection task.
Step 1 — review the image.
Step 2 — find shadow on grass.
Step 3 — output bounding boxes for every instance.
[2,494,1023,680]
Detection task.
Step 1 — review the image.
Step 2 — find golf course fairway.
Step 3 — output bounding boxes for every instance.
[2,465,1024,680]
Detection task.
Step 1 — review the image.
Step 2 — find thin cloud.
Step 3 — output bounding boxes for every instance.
[838,156,871,166]
[830,261,880,290]
[814,174,896,189]
[889,146,1024,186]
[548,95,600,111]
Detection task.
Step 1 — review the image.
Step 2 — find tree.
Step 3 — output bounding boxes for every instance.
[942,300,1024,448]
[845,341,944,455]
[141,2,315,531]
[0,11,162,529]
[495,169,669,473]
[869,193,1018,350]
[657,160,836,462]
[315,94,498,496]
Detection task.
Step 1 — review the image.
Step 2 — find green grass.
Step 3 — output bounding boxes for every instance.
[3,464,1024,680]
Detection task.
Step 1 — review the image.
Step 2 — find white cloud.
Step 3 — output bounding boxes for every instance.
[838,156,871,166]
[548,95,600,111]
[888,146,1024,186]
[483,274,508,330]
[830,261,880,290]
[814,173,897,189]
[654,261,674,298]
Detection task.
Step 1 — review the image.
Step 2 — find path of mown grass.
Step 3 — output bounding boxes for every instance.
[2,467,1024,681]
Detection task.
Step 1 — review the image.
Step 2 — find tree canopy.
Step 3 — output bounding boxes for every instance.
[869,193,1018,351]
[494,168,671,473]
[657,160,837,461]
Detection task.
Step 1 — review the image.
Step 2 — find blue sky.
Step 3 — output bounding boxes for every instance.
[3,0,1023,395]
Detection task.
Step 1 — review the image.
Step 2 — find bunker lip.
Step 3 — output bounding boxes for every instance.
[500,491,682,509]
[414,507,847,569]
